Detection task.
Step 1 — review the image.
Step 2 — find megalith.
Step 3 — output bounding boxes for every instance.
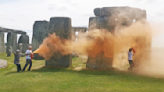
[0,32,5,53]
[32,21,48,59]
[87,7,148,69]
[18,34,29,53]
[6,32,17,54]
[87,16,114,69]
[45,17,72,67]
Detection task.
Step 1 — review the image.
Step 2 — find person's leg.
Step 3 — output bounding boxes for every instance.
[128,60,133,71]
[16,64,19,72]
[22,59,29,71]
[130,60,134,70]
[18,64,21,71]
[129,60,134,71]
[28,60,32,71]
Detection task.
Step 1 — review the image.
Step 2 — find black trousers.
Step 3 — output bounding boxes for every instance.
[16,64,21,72]
[22,59,32,71]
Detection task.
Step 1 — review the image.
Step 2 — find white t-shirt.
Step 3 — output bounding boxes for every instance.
[25,50,32,59]
[128,52,133,60]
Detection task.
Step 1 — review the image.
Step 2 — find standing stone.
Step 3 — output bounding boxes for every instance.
[7,46,12,57]
[45,17,72,67]
[87,17,114,69]
[32,21,48,51]
[18,43,23,53]
[18,34,29,53]
[32,21,48,60]
[0,32,5,53]
[6,32,17,54]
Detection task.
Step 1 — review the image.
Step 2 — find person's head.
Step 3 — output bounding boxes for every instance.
[129,48,132,52]
[16,49,20,53]
[29,46,32,50]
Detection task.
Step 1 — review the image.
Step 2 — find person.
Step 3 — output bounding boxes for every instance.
[22,46,33,71]
[14,49,24,72]
[128,48,135,71]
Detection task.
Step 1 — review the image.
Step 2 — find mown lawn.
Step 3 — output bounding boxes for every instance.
[0,53,164,92]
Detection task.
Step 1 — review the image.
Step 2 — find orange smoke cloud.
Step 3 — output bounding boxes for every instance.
[34,19,151,64]
[33,33,72,60]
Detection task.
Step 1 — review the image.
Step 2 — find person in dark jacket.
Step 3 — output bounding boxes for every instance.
[14,50,25,72]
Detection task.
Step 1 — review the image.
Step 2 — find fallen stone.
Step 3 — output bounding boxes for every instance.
[0,59,7,68]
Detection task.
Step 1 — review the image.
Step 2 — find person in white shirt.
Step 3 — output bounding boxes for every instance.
[128,48,135,71]
[22,46,33,71]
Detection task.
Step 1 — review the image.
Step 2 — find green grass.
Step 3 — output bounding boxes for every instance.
[0,53,164,92]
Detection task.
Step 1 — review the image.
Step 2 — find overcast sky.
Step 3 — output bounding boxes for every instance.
[0,0,164,47]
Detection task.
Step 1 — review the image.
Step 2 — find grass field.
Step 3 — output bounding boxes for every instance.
[0,53,164,92]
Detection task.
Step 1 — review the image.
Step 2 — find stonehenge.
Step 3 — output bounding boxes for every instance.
[87,6,148,69]
[0,26,29,55]
[0,6,150,70]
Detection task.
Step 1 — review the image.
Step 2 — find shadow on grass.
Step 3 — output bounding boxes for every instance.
[5,71,20,75]
[31,66,130,76]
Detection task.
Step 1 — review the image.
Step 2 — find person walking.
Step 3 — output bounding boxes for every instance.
[22,46,33,71]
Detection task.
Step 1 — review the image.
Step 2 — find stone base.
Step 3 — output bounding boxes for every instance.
[86,53,113,69]
[33,53,44,60]
[45,54,72,67]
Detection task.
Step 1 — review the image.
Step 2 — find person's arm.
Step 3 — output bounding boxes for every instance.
[132,48,136,53]
[20,53,25,57]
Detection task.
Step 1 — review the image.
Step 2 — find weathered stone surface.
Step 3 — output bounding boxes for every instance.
[87,17,114,69]
[18,34,29,53]
[6,32,17,54]
[88,17,99,30]
[89,16,116,32]
[94,8,102,17]
[7,46,12,57]
[32,21,48,60]
[0,32,5,53]
[0,26,26,34]
[32,21,48,51]
[94,7,146,20]
[18,43,23,53]
[72,27,87,33]
[46,17,72,67]
[86,53,113,69]
[0,59,7,68]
